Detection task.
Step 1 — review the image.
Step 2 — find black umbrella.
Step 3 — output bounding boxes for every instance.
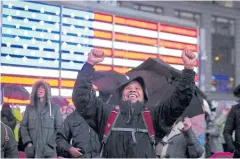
[93,70,127,93]
[93,70,126,104]
[3,84,30,101]
[130,58,182,79]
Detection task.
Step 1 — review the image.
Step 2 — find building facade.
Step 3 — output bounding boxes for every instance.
[88,1,240,100]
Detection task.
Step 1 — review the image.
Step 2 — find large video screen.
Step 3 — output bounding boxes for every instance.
[1,1,199,104]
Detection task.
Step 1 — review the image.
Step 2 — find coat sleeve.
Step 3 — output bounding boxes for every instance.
[223,106,236,152]
[72,62,111,134]
[56,118,72,152]
[184,128,204,158]
[20,106,32,146]
[4,125,19,158]
[57,118,72,151]
[151,69,195,132]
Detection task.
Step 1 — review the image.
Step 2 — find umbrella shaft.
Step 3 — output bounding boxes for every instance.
[106,94,113,104]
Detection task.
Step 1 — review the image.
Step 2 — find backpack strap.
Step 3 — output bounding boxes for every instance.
[102,105,120,144]
[142,108,155,145]
[100,106,120,157]
[100,106,155,157]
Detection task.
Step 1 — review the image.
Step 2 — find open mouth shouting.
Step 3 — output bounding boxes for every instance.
[122,81,144,103]
[127,93,138,100]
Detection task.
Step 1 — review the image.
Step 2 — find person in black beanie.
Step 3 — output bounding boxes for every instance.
[223,84,240,158]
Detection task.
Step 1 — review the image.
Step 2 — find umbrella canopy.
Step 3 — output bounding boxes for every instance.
[3,84,30,101]
[130,58,182,78]
[51,96,69,108]
[93,70,126,93]
[92,70,127,105]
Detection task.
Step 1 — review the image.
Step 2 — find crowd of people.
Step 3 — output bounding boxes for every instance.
[1,49,240,158]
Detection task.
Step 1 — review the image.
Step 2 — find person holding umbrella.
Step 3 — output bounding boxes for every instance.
[72,48,197,158]
[20,80,63,158]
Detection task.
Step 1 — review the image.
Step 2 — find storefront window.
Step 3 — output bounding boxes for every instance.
[212,16,235,36]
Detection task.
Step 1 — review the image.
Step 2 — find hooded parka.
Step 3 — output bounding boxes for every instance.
[72,62,195,158]
[20,81,63,158]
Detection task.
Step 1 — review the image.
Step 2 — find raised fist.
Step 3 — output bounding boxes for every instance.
[87,49,105,65]
[181,48,197,70]
[183,117,192,131]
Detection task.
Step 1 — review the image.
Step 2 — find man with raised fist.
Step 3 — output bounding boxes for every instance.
[72,48,197,158]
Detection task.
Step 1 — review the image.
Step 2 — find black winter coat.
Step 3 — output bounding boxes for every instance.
[56,111,101,158]
[223,103,240,157]
[72,63,195,158]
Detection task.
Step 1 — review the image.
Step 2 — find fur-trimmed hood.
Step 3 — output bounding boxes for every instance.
[30,80,52,116]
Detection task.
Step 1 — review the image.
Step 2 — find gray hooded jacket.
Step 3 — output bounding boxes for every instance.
[20,81,63,158]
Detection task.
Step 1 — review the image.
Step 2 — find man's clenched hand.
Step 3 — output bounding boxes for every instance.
[181,48,197,70]
[87,49,105,65]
